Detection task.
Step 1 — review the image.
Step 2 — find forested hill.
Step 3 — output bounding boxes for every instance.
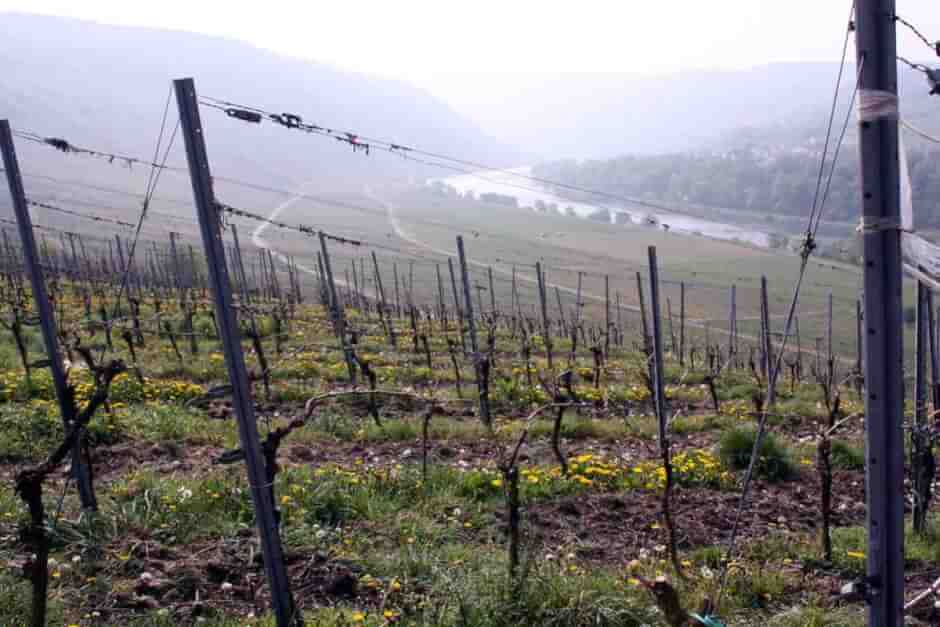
[534,89,940,226]
[532,63,940,226]
[533,143,940,227]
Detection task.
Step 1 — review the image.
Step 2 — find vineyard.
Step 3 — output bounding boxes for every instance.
[0,237,900,627]
[0,76,936,627]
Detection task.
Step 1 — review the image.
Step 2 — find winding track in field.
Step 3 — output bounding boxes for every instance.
[249,180,354,289]
[243,181,847,366]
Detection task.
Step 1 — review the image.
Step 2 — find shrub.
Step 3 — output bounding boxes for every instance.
[830,440,865,470]
[719,426,796,482]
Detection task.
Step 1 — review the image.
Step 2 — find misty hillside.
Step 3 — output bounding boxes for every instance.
[0,13,515,195]
[458,64,939,159]
[529,62,940,234]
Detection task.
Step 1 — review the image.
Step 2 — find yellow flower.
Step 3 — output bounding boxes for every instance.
[491,478,503,488]
[352,611,366,622]
[847,551,866,559]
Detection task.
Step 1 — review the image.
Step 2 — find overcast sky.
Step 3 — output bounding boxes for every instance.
[3,0,938,123]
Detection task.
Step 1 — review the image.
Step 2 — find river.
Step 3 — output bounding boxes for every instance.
[434,166,776,248]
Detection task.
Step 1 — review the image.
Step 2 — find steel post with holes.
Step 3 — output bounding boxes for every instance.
[488,266,496,315]
[604,274,611,358]
[854,2,905,623]
[679,282,686,367]
[319,232,356,383]
[555,286,567,339]
[827,292,834,370]
[927,291,940,411]
[729,284,737,363]
[575,271,583,326]
[636,272,651,357]
[760,276,775,406]
[616,291,623,347]
[393,262,401,319]
[115,234,127,278]
[351,260,361,312]
[448,257,466,351]
[372,252,396,347]
[0,120,98,510]
[535,261,553,369]
[267,249,281,302]
[856,299,865,391]
[169,231,182,299]
[913,282,930,533]
[436,263,446,330]
[173,78,300,627]
[647,247,667,439]
[230,224,251,304]
[457,236,490,424]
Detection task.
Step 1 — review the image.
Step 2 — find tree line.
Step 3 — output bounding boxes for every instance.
[533,144,940,227]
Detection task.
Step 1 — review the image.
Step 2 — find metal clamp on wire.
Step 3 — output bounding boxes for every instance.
[856,216,909,234]
[927,67,940,95]
[225,108,262,123]
[799,233,817,259]
[841,576,880,605]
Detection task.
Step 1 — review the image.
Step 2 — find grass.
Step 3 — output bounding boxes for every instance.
[0,281,929,627]
[829,518,940,581]
[719,426,798,482]
[830,440,865,471]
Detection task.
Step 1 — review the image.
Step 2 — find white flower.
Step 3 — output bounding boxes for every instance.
[221,582,233,592]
